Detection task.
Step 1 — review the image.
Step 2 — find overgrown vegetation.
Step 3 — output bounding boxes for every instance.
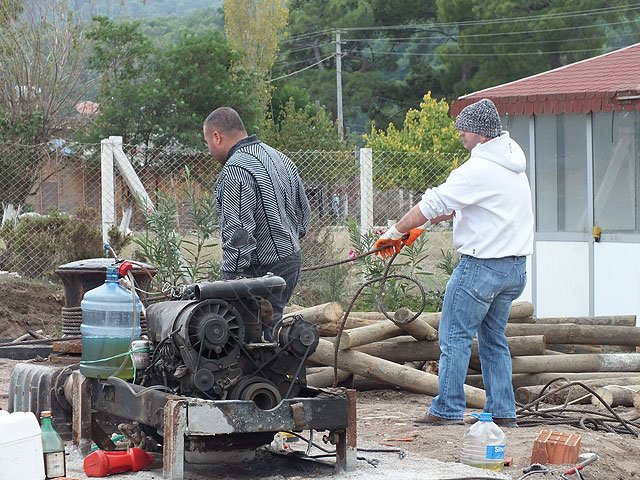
[0,208,103,278]
[132,167,219,290]
[364,93,468,190]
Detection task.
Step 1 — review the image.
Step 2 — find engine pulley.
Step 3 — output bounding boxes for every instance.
[273,314,319,357]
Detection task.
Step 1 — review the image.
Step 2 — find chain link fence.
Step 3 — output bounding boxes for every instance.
[0,139,463,310]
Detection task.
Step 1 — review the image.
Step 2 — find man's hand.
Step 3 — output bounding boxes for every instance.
[374,224,404,257]
[402,228,424,247]
[374,237,403,257]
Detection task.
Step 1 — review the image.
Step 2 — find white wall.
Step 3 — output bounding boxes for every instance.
[534,241,590,317]
[594,243,640,326]
[516,256,533,304]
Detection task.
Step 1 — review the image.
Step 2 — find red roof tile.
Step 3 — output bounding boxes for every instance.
[451,43,640,116]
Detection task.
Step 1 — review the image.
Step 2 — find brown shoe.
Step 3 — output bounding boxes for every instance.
[464,416,519,428]
[414,414,464,426]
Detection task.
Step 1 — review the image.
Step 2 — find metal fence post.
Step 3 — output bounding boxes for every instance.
[100,137,115,245]
[359,147,373,232]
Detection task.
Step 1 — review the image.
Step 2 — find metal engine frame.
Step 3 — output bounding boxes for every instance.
[69,371,356,479]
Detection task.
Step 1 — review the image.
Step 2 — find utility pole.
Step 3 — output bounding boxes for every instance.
[335,29,344,141]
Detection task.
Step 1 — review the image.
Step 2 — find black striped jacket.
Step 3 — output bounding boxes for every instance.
[215,135,311,274]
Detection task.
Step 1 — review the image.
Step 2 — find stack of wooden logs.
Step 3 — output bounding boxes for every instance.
[289,302,640,409]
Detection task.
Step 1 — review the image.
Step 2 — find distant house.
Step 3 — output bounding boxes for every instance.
[451,43,640,322]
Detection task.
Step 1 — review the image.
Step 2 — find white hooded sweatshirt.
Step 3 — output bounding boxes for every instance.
[418,131,534,258]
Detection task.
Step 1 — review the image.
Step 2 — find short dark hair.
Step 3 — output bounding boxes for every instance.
[204,107,247,135]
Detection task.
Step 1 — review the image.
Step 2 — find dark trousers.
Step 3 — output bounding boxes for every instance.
[222,251,302,340]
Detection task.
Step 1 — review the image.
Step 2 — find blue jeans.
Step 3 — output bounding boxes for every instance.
[429,255,527,420]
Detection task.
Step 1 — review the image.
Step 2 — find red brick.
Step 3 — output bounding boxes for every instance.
[530,430,581,465]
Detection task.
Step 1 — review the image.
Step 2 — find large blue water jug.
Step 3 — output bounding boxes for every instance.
[80,265,142,379]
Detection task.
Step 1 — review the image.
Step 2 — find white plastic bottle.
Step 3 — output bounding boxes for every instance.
[0,410,46,480]
[460,412,506,471]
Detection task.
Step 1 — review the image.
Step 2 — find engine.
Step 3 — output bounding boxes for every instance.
[140,274,319,410]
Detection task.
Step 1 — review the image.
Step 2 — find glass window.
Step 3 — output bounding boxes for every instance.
[502,114,531,178]
[592,111,640,233]
[535,114,588,233]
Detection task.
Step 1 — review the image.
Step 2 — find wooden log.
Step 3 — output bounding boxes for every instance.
[509,301,535,319]
[288,302,344,325]
[592,385,640,409]
[351,375,399,391]
[309,338,486,408]
[535,315,636,327]
[546,344,604,354]
[346,311,389,320]
[511,353,640,374]
[632,391,640,410]
[316,301,532,336]
[356,335,545,363]
[392,307,438,341]
[516,383,591,405]
[348,301,532,321]
[10,332,32,343]
[306,366,351,388]
[467,372,640,390]
[336,321,401,350]
[505,324,640,347]
[27,329,47,340]
[317,317,381,336]
[515,378,640,405]
[507,316,535,324]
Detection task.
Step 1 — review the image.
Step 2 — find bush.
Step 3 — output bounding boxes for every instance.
[0,209,103,278]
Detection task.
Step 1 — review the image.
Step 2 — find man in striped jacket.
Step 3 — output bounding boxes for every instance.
[203,107,311,339]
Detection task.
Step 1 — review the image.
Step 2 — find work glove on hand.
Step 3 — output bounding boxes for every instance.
[402,228,425,247]
[374,225,404,257]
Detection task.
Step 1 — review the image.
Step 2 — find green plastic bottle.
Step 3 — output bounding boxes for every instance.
[40,411,66,479]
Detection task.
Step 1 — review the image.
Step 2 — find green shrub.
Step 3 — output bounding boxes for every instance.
[0,209,103,278]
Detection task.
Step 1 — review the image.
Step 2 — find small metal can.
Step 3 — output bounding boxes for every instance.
[130,339,153,370]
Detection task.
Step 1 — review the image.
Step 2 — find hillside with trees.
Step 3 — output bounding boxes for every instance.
[84,0,223,19]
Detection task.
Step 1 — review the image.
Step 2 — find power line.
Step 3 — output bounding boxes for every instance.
[338,3,640,32]
[269,54,334,82]
[273,54,331,69]
[277,3,640,45]
[276,41,333,57]
[361,47,609,58]
[279,29,333,45]
[276,19,640,62]
[351,29,640,47]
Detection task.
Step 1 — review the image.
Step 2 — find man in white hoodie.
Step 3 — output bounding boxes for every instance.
[375,99,534,427]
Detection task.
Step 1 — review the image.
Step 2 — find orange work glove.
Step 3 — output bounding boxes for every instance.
[374,224,404,257]
[402,228,425,247]
[373,238,403,257]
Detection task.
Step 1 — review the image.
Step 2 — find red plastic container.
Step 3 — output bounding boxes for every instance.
[83,448,155,477]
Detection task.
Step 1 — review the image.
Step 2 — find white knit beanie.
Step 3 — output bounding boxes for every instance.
[454,99,501,138]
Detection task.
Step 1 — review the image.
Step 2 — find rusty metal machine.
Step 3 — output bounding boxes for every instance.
[142,275,318,406]
[8,273,356,479]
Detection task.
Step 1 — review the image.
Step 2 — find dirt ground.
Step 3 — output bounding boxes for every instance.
[1,278,640,480]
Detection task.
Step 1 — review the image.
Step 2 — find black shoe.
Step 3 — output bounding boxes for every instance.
[414,414,464,426]
[464,416,519,428]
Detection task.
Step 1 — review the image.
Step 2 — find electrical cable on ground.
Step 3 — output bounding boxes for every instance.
[515,377,640,436]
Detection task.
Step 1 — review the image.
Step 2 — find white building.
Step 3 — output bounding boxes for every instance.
[451,43,640,323]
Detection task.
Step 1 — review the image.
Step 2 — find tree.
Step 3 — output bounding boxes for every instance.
[86,19,261,152]
[0,0,96,143]
[276,0,441,134]
[224,0,289,112]
[0,0,97,224]
[261,98,348,151]
[363,92,466,191]
[87,15,155,85]
[436,0,640,97]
